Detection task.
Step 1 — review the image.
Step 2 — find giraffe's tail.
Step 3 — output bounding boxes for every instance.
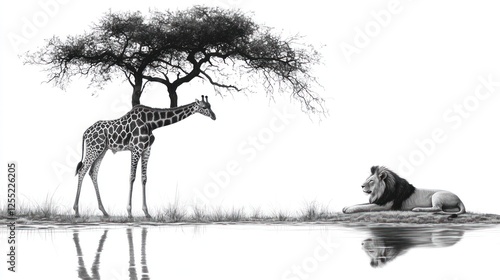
[75,162,83,176]
[75,135,85,176]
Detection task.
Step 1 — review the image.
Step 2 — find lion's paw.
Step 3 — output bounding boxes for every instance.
[342,207,353,214]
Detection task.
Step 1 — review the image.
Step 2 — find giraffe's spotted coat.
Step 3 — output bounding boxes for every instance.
[73,97,216,218]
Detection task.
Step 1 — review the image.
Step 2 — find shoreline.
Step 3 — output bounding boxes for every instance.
[1,212,499,229]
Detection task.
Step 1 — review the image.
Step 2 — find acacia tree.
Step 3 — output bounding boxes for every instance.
[25,6,324,113]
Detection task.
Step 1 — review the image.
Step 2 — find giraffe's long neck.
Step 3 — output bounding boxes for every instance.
[146,102,197,130]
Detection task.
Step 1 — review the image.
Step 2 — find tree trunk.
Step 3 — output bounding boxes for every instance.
[131,75,143,107]
[168,87,178,108]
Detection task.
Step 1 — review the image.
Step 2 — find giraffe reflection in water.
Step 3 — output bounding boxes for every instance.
[73,229,108,279]
[127,228,150,280]
[73,228,150,280]
[360,227,464,268]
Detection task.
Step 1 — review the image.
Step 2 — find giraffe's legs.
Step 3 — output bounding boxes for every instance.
[89,149,109,217]
[127,150,141,218]
[74,150,99,218]
[141,146,152,218]
[74,167,90,218]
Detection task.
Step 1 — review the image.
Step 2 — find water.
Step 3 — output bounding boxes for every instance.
[0,224,498,280]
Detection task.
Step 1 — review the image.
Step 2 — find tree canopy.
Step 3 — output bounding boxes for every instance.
[25,6,324,113]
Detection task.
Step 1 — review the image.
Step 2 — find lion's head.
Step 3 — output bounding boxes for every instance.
[362,166,394,204]
[362,166,416,209]
[362,238,394,268]
[362,236,411,268]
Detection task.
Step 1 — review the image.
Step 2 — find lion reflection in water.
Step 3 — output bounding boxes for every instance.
[361,227,464,268]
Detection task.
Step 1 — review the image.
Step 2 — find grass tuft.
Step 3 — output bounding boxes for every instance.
[271,209,291,221]
[155,202,187,223]
[211,206,226,222]
[250,207,263,220]
[192,205,209,222]
[225,207,246,222]
[298,201,333,221]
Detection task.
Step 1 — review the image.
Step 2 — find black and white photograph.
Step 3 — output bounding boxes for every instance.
[1,0,500,279]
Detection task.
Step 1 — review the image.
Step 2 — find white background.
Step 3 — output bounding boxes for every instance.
[1,0,500,216]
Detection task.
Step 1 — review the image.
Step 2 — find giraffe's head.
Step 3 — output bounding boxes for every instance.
[195,95,216,120]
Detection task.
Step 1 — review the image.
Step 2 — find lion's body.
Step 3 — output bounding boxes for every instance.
[401,189,463,212]
[342,166,466,215]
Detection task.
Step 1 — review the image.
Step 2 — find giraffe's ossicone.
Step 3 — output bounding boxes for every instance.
[73,95,216,218]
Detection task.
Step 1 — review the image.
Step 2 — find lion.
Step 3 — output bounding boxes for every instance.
[342,166,466,215]
[361,227,464,267]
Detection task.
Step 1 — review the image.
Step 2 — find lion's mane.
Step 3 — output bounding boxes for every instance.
[370,166,416,210]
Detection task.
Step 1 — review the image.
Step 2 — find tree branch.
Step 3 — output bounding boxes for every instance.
[199,70,241,91]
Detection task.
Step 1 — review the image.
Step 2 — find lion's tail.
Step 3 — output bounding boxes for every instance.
[456,200,466,215]
[435,201,466,219]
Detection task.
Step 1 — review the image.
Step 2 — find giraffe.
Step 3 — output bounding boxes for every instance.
[73,95,216,218]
